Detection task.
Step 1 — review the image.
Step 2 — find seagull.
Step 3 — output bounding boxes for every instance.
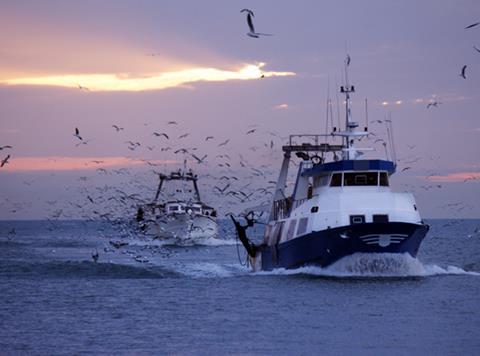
[426,101,442,109]
[74,127,82,140]
[214,184,230,194]
[465,22,480,29]
[192,154,207,164]
[153,132,169,139]
[218,139,230,147]
[91,250,99,263]
[474,46,480,53]
[178,133,190,139]
[112,125,124,132]
[0,145,12,151]
[77,84,90,91]
[205,136,214,141]
[241,8,273,38]
[167,121,178,125]
[401,167,411,172]
[346,54,351,66]
[460,65,467,79]
[1,154,11,167]
[246,129,256,135]
[174,148,189,154]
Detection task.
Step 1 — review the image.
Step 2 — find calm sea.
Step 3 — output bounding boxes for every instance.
[0,219,479,355]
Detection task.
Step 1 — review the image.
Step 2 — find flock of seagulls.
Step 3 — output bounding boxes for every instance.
[1,9,479,265]
[459,22,480,79]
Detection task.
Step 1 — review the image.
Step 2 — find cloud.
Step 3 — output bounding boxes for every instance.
[273,103,289,110]
[1,156,178,172]
[426,172,480,183]
[1,63,295,92]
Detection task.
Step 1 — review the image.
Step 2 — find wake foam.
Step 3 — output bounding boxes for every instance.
[255,253,480,278]
[177,262,248,278]
[128,236,238,247]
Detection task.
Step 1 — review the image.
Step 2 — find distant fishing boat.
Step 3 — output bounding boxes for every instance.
[232,65,429,271]
[136,170,218,240]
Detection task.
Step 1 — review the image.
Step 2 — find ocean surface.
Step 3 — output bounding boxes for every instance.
[0,219,479,355]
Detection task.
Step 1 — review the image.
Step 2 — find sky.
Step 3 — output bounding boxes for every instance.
[0,0,479,219]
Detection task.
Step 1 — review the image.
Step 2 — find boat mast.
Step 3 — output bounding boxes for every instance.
[332,55,370,160]
[342,57,355,160]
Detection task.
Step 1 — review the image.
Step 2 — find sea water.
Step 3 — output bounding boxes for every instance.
[0,219,479,355]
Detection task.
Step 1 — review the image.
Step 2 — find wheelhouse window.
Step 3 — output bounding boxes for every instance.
[313,174,330,188]
[296,217,309,236]
[286,220,297,240]
[380,172,389,186]
[344,172,378,186]
[330,173,342,187]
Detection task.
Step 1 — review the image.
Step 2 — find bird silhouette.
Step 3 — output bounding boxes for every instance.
[1,154,11,167]
[465,22,480,29]
[241,8,273,38]
[74,127,82,140]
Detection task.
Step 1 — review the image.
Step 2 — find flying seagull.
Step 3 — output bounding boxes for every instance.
[192,154,207,164]
[474,45,480,53]
[427,101,442,109]
[77,84,90,91]
[112,125,124,132]
[460,65,467,79]
[1,154,11,167]
[241,8,273,38]
[346,54,351,66]
[465,22,480,29]
[0,145,12,151]
[74,127,82,140]
[153,132,169,139]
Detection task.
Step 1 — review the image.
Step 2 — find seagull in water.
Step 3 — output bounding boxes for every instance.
[460,65,467,79]
[241,8,273,38]
[91,250,99,263]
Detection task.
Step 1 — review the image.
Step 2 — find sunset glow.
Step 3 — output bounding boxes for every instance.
[3,157,178,172]
[427,172,480,183]
[2,63,295,92]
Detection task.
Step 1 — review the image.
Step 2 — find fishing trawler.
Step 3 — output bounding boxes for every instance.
[232,66,429,271]
[137,170,218,240]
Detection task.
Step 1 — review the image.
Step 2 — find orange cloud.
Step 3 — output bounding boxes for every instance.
[427,172,480,183]
[1,156,178,172]
[2,63,295,92]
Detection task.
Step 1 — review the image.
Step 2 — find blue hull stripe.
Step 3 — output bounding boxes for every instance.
[260,222,428,271]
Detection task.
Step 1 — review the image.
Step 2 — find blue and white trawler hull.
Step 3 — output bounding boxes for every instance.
[256,222,429,271]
